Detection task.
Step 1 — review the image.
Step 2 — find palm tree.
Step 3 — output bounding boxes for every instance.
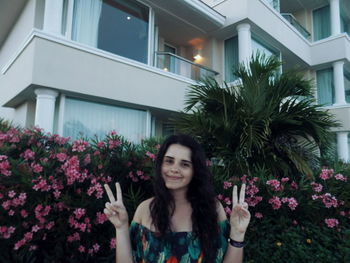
[175,54,339,178]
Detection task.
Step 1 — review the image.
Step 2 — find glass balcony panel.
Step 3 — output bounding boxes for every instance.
[281,13,311,39]
[155,52,218,81]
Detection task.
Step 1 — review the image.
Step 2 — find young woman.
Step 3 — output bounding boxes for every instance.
[104,134,250,263]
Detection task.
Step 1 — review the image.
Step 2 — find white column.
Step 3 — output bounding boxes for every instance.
[237,23,252,66]
[43,0,64,34]
[337,132,349,162]
[57,94,66,135]
[333,60,346,105]
[145,110,152,138]
[34,89,59,134]
[330,0,341,36]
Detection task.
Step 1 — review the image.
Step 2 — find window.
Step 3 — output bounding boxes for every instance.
[163,44,177,73]
[72,0,149,63]
[63,98,148,143]
[316,68,334,105]
[345,71,350,104]
[264,0,280,12]
[313,5,331,41]
[224,36,279,82]
[224,36,238,82]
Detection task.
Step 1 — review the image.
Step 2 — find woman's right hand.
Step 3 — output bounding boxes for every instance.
[104,182,129,231]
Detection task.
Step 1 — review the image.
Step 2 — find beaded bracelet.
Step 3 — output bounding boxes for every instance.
[228,237,246,248]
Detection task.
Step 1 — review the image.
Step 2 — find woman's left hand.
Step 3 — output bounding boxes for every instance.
[229,184,251,241]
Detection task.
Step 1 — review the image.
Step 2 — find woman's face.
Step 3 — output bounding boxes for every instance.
[161,144,194,192]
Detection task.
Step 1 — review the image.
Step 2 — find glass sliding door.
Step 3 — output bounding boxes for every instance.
[224,36,239,82]
[63,98,148,143]
[72,0,149,63]
[316,68,334,105]
[313,5,331,41]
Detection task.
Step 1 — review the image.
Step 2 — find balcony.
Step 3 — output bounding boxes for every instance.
[281,13,311,39]
[155,52,218,82]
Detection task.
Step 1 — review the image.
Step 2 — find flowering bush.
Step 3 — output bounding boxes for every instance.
[0,124,158,262]
[214,165,350,262]
[0,120,349,262]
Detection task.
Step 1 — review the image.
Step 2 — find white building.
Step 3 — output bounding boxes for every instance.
[0,0,349,160]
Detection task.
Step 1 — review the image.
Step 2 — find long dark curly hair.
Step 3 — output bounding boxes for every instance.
[150,134,219,262]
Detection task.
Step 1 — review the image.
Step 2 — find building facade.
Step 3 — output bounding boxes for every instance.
[0,0,349,159]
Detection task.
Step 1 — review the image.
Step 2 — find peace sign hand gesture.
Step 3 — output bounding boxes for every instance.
[230,184,251,241]
[104,183,129,231]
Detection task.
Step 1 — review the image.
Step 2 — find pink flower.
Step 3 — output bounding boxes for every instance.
[108,139,121,149]
[46,221,55,230]
[95,212,107,224]
[84,154,91,165]
[269,196,282,210]
[31,225,40,232]
[146,151,156,161]
[223,181,232,189]
[281,177,289,183]
[72,140,89,152]
[246,185,259,196]
[217,194,223,200]
[31,163,43,173]
[311,182,323,193]
[74,208,86,220]
[292,220,298,225]
[290,181,298,190]
[324,218,339,228]
[8,190,16,198]
[96,141,105,148]
[23,149,35,160]
[266,179,283,191]
[110,238,116,249]
[322,193,338,208]
[255,212,263,219]
[0,157,11,176]
[93,243,100,252]
[246,196,263,207]
[319,168,333,180]
[224,197,231,205]
[0,226,16,239]
[56,153,67,162]
[20,209,28,218]
[14,238,26,250]
[24,232,33,241]
[287,197,298,210]
[78,245,85,253]
[224,206,232,215]
[240,175,247,183]
[334,173,347,182]
[8,210,15,216]
[29,245,38,251]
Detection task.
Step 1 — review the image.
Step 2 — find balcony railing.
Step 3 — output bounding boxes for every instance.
[155,52,219,81]
[281,13,311,39]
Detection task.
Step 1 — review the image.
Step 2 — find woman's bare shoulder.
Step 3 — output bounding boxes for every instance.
[132,197,154,224]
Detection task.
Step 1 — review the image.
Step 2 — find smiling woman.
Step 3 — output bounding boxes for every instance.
[104,134,251,263]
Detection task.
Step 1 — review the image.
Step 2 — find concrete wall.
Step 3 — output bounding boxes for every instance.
[0,0,38,121]
[30,36,191,112]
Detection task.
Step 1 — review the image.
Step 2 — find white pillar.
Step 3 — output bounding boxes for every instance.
[337,132,349,162]
[34,88,59,134]
[333,60,346,105]
[43,0,64,34]
[330,0,341,36]
[236,23,252,65]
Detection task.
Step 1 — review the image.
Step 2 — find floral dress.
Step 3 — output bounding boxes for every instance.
[130,220,229,263]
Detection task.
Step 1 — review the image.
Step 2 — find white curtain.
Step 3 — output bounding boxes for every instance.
[317,68,334,106]
[72,0,102,47]
[63,98,148,143]
[252,39,275,58]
